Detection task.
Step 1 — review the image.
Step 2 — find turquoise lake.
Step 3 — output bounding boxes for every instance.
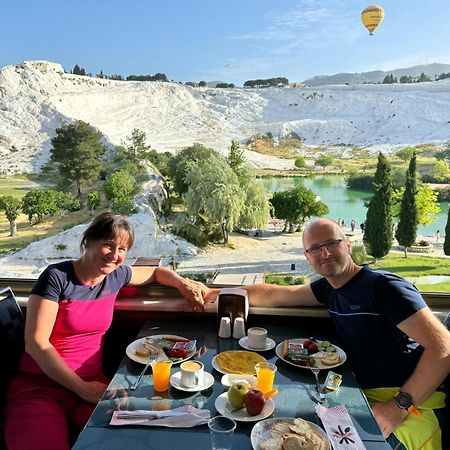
[260,175,448,238]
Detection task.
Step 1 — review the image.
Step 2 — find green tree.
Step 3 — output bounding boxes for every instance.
[444,206,450,256]
[111,196,138,215]
[314,154,333,170]
[57,192,82,213]
[72,64,81,75]
[434,142,450,163]
[270,186,328,233]
[226,141,246,172]
[237,181,271,231]
[104,170,136,201]
[87,191,100,213]
[432,160,450,182]
[395,153,418,257]
[169,143,219,196]
[363,153,393,260]
[396,147,415,162]
[294,157,306,169]
[418,72,431,82]
[22,189,60,225]
[198,81,207,87]
[183,155,244,244]
[392,185,440,226]
[50,121,107,195]
[125,129,151,164]
[0,196,22,236]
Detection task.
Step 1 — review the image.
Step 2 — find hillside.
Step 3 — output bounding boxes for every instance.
[1,60,450,176]
[303,63,450,86]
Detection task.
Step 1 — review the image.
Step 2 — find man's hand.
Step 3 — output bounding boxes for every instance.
[371,399,408,438]
[78,380,108,403]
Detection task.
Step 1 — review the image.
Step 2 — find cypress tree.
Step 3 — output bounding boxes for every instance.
[395,153,418,257]
[363,153,393,261]
[444,204,450,256]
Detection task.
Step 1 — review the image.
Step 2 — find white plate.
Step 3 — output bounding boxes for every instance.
[211,352,267,375]
[239,336,276,352]
[221,373,257,388]
[126,334,196,365]
[275,338,346,370]
[215,392,274,422]
[250,417,331,450]
[170,371,215,392]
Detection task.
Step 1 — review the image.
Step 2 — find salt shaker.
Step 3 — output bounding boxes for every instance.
[232,317,246,339]
[218,317,231,338]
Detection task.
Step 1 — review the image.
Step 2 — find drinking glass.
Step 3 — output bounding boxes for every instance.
[151,360,172,392]
[208,416,236,450]
[255,362,277,394]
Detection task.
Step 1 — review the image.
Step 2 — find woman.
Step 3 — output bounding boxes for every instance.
[5,212,209,450]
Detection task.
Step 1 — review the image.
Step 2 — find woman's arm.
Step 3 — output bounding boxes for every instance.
[25,294,107,403]
[128,266,210,310]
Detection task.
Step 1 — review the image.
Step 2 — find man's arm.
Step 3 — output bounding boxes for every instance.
[371,307,450,437]
[205,283,320,307]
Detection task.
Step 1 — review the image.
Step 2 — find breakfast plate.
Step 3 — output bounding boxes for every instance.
[275,338,346,370]
[126,334,196,365]
[211,351,267,375]
[221,373,257,388]
[239,336,276,352]
[215,392,274,423]
[250,417,330,450]
[170,371,215,392]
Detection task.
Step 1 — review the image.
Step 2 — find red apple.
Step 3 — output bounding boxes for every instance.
[244,389,266,416]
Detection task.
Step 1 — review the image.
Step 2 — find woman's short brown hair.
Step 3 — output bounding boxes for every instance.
[80,212,135,253]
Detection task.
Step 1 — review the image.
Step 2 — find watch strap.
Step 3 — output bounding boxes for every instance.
[407,404,421,417]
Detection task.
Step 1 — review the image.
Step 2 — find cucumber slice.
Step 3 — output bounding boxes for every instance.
[322,340,331,347]
[326,345,336,352]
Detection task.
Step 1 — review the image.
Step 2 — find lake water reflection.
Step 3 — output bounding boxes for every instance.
[260,175,448,237]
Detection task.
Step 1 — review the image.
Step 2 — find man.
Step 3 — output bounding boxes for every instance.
[208,219,450,449]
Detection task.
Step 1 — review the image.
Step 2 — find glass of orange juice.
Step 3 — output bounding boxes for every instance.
[151,360,173,392]
[255,362,277,394]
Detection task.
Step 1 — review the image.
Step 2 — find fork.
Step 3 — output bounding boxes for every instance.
[130,354,157,390]
[310,365,325,403]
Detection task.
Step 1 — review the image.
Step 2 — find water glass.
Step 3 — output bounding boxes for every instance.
[208,416,236,450]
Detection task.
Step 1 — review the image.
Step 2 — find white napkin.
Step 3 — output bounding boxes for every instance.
[316,404,366,449]
[110,405,210,428]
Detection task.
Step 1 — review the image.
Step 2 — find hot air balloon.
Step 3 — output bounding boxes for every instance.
[361,5,384,35]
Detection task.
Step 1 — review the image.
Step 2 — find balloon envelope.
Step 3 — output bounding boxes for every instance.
[361,5,384,35]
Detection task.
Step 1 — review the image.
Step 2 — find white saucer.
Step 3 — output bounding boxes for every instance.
[170,371,215,392]
[239,336,276,352]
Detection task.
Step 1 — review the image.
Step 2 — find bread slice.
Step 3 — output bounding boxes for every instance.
[260,436,284,450]
[321,352,339,366]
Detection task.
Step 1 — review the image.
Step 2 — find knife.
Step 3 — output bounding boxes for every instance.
[116,411,188,419]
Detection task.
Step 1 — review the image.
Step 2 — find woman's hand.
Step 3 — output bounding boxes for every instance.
[78,380,109,404]
[178,278,210,311]
[371,400,408,438]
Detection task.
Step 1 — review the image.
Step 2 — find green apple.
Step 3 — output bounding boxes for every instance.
[227,382,249,409]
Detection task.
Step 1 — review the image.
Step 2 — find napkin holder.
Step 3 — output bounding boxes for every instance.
[217,288,248,333]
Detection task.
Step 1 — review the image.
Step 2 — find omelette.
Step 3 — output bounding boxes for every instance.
[215,350,266,374]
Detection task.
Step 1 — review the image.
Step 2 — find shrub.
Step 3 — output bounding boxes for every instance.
[418,240,430,247]
[55,244,67,251]
[351,245,368,265]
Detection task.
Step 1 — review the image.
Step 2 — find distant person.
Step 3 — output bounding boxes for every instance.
[337,218,341,227]
[351,219,356,232]
[436,230,440,242]
[5,212,210,450]
[360,222,366,233]
[206,219,450,449]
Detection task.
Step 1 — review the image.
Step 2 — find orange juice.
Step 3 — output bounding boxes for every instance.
[255,362,277,394]
[152,361,172,391]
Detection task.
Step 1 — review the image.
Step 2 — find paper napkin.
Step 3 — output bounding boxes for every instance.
[110,405,210,428]
[316,404,366,449]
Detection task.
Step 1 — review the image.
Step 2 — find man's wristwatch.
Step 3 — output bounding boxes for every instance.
[393,391,421,416]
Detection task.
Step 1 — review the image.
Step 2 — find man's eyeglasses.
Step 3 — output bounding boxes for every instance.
[305,239,343,256]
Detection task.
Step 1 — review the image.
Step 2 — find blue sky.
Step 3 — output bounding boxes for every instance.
[2,0,450,85]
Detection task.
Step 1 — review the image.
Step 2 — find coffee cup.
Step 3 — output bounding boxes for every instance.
[180,360,204,388]
[247,327,268,349]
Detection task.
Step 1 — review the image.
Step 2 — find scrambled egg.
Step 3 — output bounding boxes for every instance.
[216,350,266,374]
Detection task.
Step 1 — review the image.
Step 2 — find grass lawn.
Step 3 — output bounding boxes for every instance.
[0,174,43,198]
[370,253,450,292]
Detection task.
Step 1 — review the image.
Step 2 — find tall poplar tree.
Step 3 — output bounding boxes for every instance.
[395,153,418,257]
[444,205,450,256]
[363,153,393,260]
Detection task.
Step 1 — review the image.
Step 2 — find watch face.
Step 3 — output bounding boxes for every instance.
[395,392,412,408]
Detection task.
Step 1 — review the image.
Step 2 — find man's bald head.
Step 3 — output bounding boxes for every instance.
[302,219,346,249]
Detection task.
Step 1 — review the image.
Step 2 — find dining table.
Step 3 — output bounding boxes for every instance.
[72,318,391,450]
